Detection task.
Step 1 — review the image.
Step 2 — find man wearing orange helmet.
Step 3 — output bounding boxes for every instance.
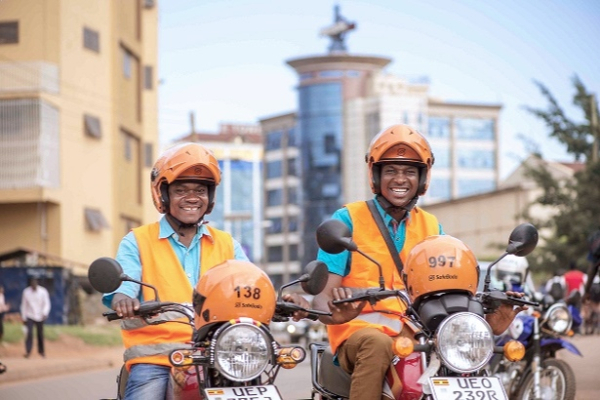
[312,124,524,400]
[102,142,251,399]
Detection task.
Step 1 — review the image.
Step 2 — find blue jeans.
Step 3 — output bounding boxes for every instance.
[124,363,173,400]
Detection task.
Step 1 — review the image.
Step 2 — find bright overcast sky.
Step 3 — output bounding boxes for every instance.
[157,0,600,178]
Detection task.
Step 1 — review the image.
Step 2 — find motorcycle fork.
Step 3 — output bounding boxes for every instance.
[531,316,542,400]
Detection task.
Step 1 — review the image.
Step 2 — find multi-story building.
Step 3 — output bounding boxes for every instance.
[0,0,159,272]
[261,7,502,279]
[171,122,264,264]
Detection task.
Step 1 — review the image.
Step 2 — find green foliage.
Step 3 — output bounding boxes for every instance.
[2,322,122,347]
[521,75,600,273]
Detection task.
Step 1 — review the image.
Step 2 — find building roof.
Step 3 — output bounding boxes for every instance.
[0,247,88,276]
[174,123,262,145]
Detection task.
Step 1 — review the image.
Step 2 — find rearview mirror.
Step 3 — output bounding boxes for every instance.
[316,219,357,254]
[506,223,538,256]
[300,260,329,295]
[88,257,124,293]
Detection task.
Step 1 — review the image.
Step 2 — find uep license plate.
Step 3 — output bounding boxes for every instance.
[203,385,282,400]
[430,376,507,400]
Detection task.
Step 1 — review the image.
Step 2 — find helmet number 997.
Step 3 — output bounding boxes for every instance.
[234,286,261,300]
[428,255,456,268]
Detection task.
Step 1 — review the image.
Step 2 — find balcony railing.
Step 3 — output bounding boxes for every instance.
[0,98,60,189]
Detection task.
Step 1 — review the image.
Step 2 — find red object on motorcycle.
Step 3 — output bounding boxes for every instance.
[171,366,202,400]
[384,352,422,400]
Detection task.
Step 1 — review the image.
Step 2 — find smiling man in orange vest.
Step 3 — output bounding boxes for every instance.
[312,124,525,400]
[102,143,250,399]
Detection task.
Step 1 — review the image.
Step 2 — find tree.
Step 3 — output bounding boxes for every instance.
[521,75,600,274]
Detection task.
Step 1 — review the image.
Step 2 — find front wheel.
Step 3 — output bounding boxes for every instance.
[514,358,576,400]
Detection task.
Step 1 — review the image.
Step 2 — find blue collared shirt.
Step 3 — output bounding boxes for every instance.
[102,216,249,308]
[317,195,444,277]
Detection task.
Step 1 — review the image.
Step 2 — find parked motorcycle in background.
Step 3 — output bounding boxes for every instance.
[309,219,539,400]
[490,291,581,400]
[88,258,331,400]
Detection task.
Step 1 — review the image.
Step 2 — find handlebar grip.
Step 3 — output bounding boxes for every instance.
[306,312,319,321]
[103,311,122,321]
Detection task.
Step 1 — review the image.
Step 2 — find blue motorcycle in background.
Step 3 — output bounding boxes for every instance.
[489,293,581,400]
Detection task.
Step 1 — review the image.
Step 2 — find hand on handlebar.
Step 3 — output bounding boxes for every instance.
[486,291,528,335]
[111,293,140,319]
[282,293,311,321]
[328,287,367,325]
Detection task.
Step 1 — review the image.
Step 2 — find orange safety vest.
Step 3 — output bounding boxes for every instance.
[121,222,235,369]
[327,202,440,353]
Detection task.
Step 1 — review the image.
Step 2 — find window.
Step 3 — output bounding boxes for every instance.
[266,160,282,179]
[268,217,282,234]
[265,130,283,150]
[287,187,298,204]
[287,158,297,176]
[289,244,299,261]
[122,48,133,79]
[324,134,336,154]
[268,246,283,262]
[83,114,101,138]
[85,208,110,232]
[83,27,100,52]
[458,179,495,197]
[121,216,141,235]
[267,189,283,206]
[0,21,18,45]
[288,216,299,232]
[144,66,153,90]
[428,117,450,138]
[455,118,494,140]
[144,143,153,167]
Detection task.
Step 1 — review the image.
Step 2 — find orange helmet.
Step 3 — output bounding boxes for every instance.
[193,260,276,331]
[403,235,479,304]
[365,124,434,196]
[150,143,221,214]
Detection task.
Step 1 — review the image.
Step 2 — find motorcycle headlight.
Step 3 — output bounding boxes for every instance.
[213,322,271,382]
[436,312,494,373]
[544,303,572,334]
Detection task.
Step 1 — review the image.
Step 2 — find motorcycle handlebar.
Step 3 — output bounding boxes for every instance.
[480,290,539,312]
[332,289,407,305]
[103,301,191,322]
[275,300,332,322]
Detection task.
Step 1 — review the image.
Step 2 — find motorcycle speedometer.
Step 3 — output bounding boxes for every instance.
[212,322,271,382]
[436,312,494,373]
[544,303,572,334]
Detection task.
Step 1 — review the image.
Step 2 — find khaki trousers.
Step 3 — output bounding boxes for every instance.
[336,328,394,400]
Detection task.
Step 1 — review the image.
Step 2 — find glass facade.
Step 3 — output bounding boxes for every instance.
[298,82,343,263]
[457,149,495,169]
[428,117,450,139]
[213,159,258,261]
[455,118,494,140]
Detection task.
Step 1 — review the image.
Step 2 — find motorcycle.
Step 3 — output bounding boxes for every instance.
[490,292,581,400]
[309,219,540,400]
[87,257,331,400]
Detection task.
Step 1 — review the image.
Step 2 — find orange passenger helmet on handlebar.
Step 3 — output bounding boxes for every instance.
[193,260,276,331]
[150,142,221,214]
[365,124,435,196]
[403,235,479,305]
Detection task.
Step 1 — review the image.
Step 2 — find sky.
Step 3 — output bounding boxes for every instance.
[157,0,600,178]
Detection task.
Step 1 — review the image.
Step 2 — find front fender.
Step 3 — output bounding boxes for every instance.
[540,337,582,357]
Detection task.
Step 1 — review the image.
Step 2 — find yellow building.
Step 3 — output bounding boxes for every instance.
[0,0,159,274]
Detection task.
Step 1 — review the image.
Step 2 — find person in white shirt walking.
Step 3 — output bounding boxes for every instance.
[20,278,51,358]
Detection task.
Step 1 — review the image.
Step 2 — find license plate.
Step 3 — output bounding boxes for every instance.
[430,376,507,400]
[203,385,282,400]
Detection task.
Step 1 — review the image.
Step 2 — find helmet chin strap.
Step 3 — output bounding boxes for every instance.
[166,213,206,237]
[376,194,419,218]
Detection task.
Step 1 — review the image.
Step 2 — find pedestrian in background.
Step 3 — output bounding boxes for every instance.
[20,277,51,358]
[0,284,9,345]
